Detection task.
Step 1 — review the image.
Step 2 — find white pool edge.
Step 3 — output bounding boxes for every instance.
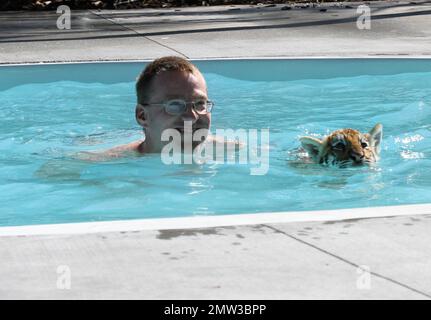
[1,55,431,67]
[1,203,430,237]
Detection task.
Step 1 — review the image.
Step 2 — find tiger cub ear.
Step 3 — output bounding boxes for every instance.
[300,136,323,160]
[368,123,383,155]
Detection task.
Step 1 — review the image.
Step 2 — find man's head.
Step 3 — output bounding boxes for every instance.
[135,56,212,152]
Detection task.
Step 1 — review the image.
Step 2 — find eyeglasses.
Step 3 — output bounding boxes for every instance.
[139,99,214,115]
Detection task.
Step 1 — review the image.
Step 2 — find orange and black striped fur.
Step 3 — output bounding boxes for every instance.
[300,124,383,166]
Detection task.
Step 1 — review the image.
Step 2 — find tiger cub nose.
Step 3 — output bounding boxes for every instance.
[350,152,365,162]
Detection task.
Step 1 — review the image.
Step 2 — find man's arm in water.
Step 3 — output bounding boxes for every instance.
[205,135,244,150]
[76,135,243,161]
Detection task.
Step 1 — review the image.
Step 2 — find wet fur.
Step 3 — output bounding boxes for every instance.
[300,124,383,166]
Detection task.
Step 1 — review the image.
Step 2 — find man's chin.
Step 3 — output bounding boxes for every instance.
[160,127,209,151]
[180,135,207,148]
[174,127,208,134]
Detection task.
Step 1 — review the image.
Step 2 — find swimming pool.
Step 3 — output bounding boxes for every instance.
[1,59,430,227]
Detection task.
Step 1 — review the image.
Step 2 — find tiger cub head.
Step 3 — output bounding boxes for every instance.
[300,124,383,166]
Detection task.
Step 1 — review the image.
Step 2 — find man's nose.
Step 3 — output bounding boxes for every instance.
[181,103,199,123]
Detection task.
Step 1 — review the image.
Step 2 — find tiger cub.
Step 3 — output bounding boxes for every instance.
[300,124,383,166]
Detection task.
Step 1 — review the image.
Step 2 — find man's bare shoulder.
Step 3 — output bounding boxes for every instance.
[108,140,143,154]
[75,140,143,161]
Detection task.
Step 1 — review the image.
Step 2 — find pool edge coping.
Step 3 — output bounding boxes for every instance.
[2,55,431,67]
[1,203,431,237]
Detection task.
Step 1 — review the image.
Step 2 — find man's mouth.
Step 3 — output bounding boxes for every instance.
[174,126,206,134]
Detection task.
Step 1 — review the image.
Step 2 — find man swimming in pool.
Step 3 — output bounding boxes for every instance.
[42,56,267,176]
[97,56,220,158]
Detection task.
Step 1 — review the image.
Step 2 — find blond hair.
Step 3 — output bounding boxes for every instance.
[136,56,199,104]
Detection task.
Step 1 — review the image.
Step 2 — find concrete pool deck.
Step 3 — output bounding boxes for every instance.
[1,0,431,299]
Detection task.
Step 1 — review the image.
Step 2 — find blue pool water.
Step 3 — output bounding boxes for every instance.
[0,60,430,227]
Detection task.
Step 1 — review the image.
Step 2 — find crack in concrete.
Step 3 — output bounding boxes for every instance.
[262,224,431,299]
[88,10,189,59]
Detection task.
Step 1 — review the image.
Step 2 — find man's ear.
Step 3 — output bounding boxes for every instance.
[300,136,323,159]
[135,104,149,128]
[368,123,383,154]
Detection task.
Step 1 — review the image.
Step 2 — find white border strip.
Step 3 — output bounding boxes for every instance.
[1,203,430,237]
[1,56,431,67]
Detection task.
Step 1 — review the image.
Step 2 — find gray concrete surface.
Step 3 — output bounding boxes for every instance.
[1,1,431,63]
[1,215,431,299]
[1,1,431,299]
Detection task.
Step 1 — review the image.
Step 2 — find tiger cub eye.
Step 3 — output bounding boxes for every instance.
[332,142,345,150]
